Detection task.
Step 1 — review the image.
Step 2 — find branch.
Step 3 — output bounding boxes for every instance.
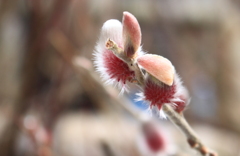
[162,104,217,156]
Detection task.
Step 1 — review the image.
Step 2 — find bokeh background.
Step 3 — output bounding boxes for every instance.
[1,0,240,155]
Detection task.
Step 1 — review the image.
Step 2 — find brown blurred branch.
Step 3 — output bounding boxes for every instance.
[0,0,71,155]
[48,30,144,119]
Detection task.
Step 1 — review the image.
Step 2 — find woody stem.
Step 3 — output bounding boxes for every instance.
[162,104,217,156]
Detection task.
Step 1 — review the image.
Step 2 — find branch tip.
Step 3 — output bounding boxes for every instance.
[105,38,115,50]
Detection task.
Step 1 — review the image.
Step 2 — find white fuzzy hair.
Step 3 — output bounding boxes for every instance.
[93,19,145,93]
[93,19,125,90]
[136,71,190,119]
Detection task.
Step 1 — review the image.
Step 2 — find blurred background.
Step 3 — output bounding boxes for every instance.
[0,0,240,155]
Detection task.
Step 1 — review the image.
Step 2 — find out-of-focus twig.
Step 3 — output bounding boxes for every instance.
[48,30,145,118]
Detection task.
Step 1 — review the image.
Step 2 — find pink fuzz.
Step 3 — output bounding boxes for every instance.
[103,49,135,84]
[144,79,186,113]
[144,80,175,109]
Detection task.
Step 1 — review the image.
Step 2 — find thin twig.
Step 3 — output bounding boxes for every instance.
[162,104,217,156]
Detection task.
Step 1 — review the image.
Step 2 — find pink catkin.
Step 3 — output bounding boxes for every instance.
[144,79,185,113]
[144,126,166,152]
[103,49,135,84]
